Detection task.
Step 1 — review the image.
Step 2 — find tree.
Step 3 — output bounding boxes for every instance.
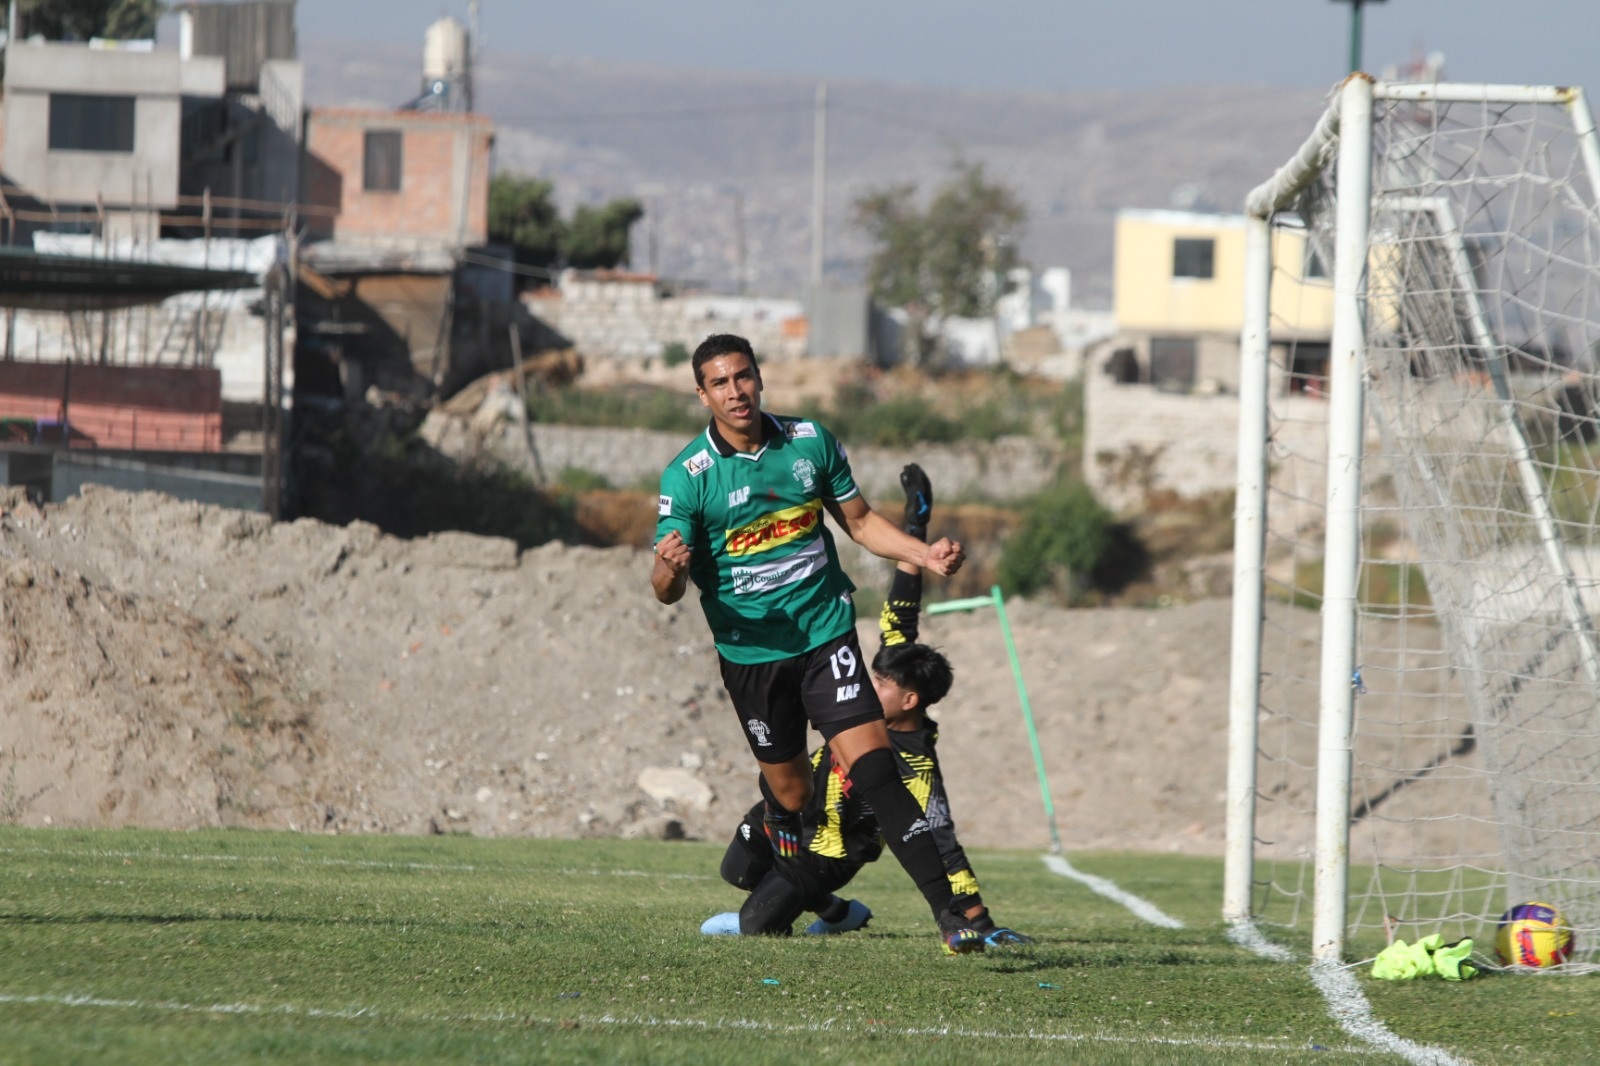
[854,159,1026,363]
[564,199,643,270]
[488,175,643,284]
[488,175,564,272]
[10,0,163,40]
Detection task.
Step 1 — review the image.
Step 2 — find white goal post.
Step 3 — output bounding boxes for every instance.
[1227,75,1600,967]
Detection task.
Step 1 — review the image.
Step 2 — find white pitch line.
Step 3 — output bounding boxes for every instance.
[0,846,713,881]
[1227,923,1471,1066]
[0,846,481,872]
[1041,854,1184,928]
[1224,918,1296,961]
[0,991,1386,1056]
[1310,962,1471,1066]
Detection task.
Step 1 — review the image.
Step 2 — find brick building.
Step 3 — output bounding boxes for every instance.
[301,107,493,250]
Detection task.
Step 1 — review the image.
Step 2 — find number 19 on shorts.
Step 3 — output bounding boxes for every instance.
[830,645,859,701]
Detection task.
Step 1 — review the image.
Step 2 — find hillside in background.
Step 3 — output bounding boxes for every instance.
[302,40,1332,306]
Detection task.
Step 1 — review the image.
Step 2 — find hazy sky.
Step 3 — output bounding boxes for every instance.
[298,1,1600,97]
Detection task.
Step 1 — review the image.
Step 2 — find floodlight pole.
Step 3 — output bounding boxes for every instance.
[928,586,1063,853]
[1331,0,1386,73]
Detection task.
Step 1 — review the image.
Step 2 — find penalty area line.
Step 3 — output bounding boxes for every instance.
[1041,853,1184,928]
[0,991,1384,1055]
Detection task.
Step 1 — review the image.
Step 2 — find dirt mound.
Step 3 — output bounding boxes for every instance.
[0,484,1256,854]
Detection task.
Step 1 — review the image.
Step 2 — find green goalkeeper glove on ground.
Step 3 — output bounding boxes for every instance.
[1371,934,1477,981]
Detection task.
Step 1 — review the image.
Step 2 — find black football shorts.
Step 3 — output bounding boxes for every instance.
[718,629,885,762]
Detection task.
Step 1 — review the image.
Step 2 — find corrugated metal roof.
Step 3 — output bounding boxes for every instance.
[0,248,258,311]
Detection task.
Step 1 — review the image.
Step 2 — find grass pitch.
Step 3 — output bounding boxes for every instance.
[0,827,1594,1064]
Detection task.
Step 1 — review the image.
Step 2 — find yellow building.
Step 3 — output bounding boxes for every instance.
[1084,209,1338,512]
[1109,208,1334,393]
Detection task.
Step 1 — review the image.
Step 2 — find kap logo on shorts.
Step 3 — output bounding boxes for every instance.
[724,500,821,557]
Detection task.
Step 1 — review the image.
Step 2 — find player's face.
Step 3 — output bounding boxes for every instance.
[873,673,921,731]
[696,352,764,441]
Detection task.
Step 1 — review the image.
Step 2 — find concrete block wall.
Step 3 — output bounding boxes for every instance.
[424,417,1063,505]
[526,286,807,363]
[1083,372,1337,519]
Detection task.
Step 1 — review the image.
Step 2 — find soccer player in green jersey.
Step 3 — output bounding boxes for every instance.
[652,333,985,954]
[700,464,1032,947]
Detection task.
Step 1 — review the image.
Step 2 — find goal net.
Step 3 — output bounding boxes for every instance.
[1227,77,1600,969]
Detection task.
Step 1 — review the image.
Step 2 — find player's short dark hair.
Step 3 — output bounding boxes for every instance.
[872,642,953,710]
[692,333,759,387]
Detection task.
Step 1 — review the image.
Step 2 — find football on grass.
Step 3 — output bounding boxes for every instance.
[1495,902,1574,968]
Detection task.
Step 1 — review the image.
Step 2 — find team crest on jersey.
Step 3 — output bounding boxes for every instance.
[683,449,713,477]
[784,421,817,440]
[791,458,817,492]
[658,494,673,516]
[745,719,772,747]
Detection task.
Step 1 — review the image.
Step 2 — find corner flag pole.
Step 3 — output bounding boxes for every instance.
[928,585,1063,853]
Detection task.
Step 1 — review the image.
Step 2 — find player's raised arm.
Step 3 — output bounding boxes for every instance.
[824,494,964,576]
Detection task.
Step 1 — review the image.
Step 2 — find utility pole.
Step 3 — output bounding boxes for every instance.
[467,0,481,111]
[1331,0,1386,74]
[734,189,746,296]
[810,82,826,287]
[649,197,659,277]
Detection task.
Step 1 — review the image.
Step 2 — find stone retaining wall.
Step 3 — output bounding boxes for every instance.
[423,414,1065,505]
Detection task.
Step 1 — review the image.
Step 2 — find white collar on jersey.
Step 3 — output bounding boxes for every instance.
[706,411,785,460]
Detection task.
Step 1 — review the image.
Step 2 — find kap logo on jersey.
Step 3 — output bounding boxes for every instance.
[724,500,821,556]
[683,449,713,477]
[727,486,751,509]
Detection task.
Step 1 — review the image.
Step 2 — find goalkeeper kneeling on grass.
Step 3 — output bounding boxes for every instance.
[701,465,1030,947]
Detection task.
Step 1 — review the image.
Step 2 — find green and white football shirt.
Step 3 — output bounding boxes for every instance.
[656,412,860,664]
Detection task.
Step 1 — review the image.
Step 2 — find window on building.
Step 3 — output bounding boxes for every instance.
[1105,347,1141,384]
[1150,337,1198,388]
[363,130,403,192]
[1289,342,1330,396]
[48,93,135,153]
[1304,241,1329,280]
[1173,237,1214,279]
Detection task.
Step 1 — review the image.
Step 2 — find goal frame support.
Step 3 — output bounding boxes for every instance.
[1224,76,1600,961]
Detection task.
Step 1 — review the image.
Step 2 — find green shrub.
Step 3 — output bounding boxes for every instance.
[956,395,1027,442]
[997,481,1114,602]
[525,367,1072,445]
[529,385,704,435]
[556,466,613,492]
[1284,557,1434,616]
